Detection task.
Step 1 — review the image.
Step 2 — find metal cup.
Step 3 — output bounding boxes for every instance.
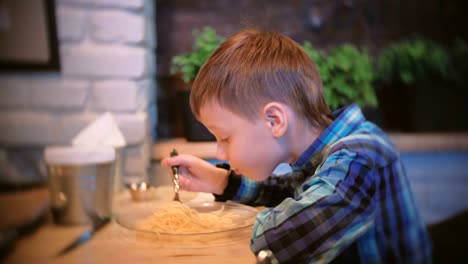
[44,146,115,225]
[113,147,124,194]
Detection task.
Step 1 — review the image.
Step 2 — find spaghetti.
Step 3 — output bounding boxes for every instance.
[136,202,244,234]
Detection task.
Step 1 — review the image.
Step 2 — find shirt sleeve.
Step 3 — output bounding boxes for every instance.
[250,149,377,263]
[213,163,306,207]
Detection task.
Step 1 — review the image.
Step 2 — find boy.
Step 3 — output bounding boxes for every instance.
[162,29,432,263]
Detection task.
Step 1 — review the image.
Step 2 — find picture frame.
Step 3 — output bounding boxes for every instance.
[0,0,60,71]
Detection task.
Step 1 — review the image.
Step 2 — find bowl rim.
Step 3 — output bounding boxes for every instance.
[115,200,258,236]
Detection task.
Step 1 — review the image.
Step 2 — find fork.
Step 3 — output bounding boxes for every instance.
[170,149,181,202]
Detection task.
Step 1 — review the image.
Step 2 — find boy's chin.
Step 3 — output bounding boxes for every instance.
[236,167,273,181]
[245,172,270,182]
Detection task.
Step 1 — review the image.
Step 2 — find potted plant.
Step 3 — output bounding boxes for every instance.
[376,37,452,86]
[374,37,457,131]
[302,41,379,122]
[170,27,225,141]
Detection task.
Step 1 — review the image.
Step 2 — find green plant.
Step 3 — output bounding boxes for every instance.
[376,37,452,85]
[302,41,377,110]
[171,27,225,83]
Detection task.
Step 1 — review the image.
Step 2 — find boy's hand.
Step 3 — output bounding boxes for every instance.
[161,154,230,195]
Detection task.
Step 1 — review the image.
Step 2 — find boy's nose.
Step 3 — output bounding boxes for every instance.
[216,145,227,161]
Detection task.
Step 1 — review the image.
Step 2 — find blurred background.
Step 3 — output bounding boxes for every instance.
[0,0,468,262]
[156,0,468,139]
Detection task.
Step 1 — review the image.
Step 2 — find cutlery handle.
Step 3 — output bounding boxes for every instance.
[170,149,179,174]
[170,149,180,201]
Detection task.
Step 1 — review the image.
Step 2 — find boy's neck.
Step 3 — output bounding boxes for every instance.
[286,121,324,163]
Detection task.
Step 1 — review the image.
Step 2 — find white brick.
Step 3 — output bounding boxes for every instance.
[0,76,31,107]
[58,0,144,9]
[145,17,155,49]
[56,112,100,144]
[136,79,155,111]
[31,78,89,110]
[90,11,144,44]
[57,0,94,6]
[57,6,87,42]
[0,112,57,145]
[144,0,156,48]
[90,80,138,111]
[146,50,156,75]
[61,43,148,78]
[0,0,157,151]
[94,0,144,9]
[115,112,148,145]
[57,112,150,146]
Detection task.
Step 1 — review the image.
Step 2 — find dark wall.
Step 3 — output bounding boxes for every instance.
[157,0,467,76]
[155,0,468,138]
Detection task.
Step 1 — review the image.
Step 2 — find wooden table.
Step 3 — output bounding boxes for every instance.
[5,187,257,264]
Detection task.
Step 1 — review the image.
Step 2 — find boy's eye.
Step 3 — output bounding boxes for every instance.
[220,137,230,143]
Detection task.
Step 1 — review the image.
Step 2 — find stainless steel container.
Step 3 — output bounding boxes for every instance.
[45,146,115,225]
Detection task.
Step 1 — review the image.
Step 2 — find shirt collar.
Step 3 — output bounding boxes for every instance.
[291,103,366,170]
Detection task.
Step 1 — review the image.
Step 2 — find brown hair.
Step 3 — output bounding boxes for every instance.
[190,29,332,129]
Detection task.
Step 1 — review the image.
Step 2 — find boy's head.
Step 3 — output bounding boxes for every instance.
[190,29,332,129]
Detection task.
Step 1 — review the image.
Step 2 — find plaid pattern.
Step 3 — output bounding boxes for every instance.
[228,103,432,263]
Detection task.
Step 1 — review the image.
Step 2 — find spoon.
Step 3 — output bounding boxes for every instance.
[170,149,181,202]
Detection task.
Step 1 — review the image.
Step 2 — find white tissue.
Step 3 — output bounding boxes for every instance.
[72,112,126,148]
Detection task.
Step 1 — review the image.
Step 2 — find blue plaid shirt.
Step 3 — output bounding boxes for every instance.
[215,103,432,263]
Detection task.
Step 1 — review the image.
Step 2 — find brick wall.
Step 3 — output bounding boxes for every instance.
[0,0,156,181]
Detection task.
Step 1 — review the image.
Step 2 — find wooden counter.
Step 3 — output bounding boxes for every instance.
[7,222,255,264]
[5,187,257,264]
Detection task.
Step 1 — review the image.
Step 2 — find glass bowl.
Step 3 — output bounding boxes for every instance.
[114,200,258,247]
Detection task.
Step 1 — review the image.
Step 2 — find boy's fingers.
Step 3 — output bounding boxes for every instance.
[160,156,179,167]
[161,154,193,168]
[178,176,190,191]
[160,158,171,167]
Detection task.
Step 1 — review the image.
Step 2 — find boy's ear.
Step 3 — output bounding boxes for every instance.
[262,102,288,138]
